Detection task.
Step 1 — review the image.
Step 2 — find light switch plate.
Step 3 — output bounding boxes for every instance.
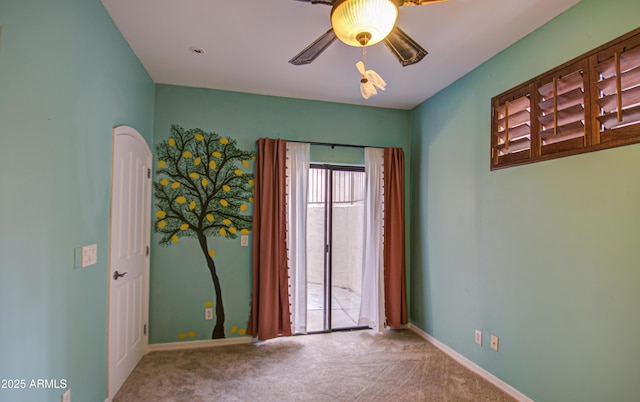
[62,388,70,402]
[240,235,249,247]
[81,244,97,268]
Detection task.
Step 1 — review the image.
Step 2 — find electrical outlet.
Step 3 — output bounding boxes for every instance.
[475,330,482,345]
[61,388,71,402]
[490,334,499,352]
[205,307,213,320]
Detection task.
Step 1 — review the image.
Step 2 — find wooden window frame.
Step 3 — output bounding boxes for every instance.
[491,26,640,170]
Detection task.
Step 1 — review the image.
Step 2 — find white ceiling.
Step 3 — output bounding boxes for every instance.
[101,0,580,110]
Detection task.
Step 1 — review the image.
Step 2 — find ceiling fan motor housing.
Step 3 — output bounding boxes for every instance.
[330,0,399,47]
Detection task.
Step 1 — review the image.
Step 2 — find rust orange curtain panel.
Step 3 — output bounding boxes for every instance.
[248,138,292,340]
[383,147,407,328]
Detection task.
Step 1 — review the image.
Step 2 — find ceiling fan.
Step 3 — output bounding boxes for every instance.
[289,0,449,67]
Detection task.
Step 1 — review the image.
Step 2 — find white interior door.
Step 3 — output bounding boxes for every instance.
[108,125,151,399]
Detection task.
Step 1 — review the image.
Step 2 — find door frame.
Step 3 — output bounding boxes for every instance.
[106,125,151,400]
[309,164,367,334]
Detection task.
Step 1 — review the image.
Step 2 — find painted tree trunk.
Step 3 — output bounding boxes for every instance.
[198,234,225,339]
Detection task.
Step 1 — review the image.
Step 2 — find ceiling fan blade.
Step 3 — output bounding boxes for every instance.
[293,0,333,5]
[399,0,449,6]
[289,28,338,66]
[383,26,428,67]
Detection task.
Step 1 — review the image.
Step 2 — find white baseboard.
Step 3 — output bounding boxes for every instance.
[149,336,252,352]
[408,324,533,402]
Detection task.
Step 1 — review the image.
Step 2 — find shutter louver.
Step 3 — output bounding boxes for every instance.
[595,44,640,135]
[537,69,586,146]
[494,94,531,156]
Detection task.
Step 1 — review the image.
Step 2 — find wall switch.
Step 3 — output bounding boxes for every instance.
[205,307,213,320]
[475,330,482,345]
[490,334,499,351]
[240,235,249,247]
[62,388,71,402]
[81,244,97,268]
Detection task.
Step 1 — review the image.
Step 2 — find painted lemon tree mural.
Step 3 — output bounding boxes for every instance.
[154,124,254,339]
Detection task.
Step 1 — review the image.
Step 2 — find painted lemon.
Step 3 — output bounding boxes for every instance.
[188,331,197,338]
[229,227,237,234]
[208,250,216,258]
[222,219,232,225]
[156,210,166,219]
[212,151,222,158]
[242,160,249,168]
[206,214,214,222]
[171,235,179,243]
[180,223,189,231]
[231,326,238,333]
[178,333,187,339]
[189,201,196,210]
[248,179,255,186]
[220,199,229,207]
[251,156,256,161]
[168,138,176,147]
[222,185,231,192]
[209,160,217,169]
[238,328,247,335]
[159,178,169,186]
[176,196,187,204]
[194,133,204,141]
[194,157,201,166]
[240,229,249,235]
[171,182,181,189]
[219,138,229,145]
[182,151,193,158]
[219,228,227,236]
[248,197,254,203]
[234,169,243,176]
[204,301,213,308]
[158,160,166,168]
[201,178,209,187]
[240,204,247,212]
[189,172,199,179]
[157,220,166,229]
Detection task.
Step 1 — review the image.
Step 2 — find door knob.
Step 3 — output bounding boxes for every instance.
[113,271,128,280]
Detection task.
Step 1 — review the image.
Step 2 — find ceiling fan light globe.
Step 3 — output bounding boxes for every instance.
[331,0,398,47]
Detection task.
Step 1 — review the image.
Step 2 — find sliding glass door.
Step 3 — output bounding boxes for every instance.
[306,165,367,333]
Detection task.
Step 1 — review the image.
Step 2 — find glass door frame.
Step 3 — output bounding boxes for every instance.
[308,163,368,334]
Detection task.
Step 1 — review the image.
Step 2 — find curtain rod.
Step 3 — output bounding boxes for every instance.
[286,139,383,149]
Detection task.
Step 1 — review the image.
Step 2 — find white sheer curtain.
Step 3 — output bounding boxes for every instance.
[286,142,310,334]
[359,147,385,332]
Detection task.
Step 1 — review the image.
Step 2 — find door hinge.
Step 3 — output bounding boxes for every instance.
[145,245,149,256]
[143,324,147,335]
[147,168,151,179]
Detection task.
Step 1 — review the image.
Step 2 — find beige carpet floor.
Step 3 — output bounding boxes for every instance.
[114,329,517,402]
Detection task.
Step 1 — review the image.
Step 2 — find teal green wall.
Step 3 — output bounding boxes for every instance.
[409,0,640,401]
[0,1,154,401]
[151,84,410,343]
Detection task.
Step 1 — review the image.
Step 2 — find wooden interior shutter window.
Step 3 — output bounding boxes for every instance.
[592,35,640,145]
[491,26,640,170]
[536,62,588,155]
[491,85,533,167]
